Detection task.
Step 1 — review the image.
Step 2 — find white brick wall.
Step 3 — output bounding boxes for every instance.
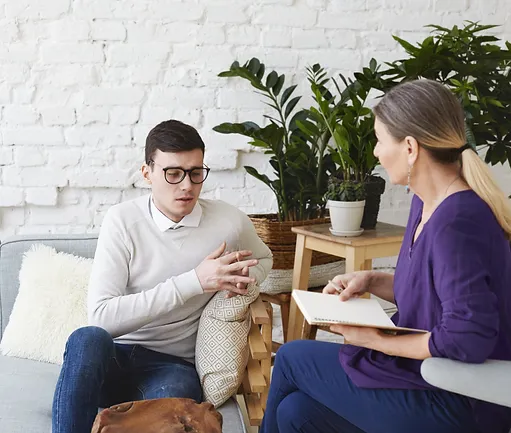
[0,0,510,239]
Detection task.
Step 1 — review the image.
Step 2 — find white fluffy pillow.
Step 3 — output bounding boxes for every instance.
[0,244,92,364]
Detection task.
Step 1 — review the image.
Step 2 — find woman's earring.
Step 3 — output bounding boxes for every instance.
[405,165,412,194]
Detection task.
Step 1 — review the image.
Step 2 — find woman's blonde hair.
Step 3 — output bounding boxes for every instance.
[373,79,511,240]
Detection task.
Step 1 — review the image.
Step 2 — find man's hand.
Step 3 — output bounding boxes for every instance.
[226,253,250,299]
[195,242,258,295]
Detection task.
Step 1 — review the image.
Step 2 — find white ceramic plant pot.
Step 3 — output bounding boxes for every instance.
[328,200,366,234]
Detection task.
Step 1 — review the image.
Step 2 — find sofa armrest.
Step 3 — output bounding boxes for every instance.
[421,358,511,408]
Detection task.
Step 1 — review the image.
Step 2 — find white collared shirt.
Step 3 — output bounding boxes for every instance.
[150,196,203,232]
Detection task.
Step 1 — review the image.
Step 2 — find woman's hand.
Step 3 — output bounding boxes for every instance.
[324,270,396,304]
[330,324,383,349]
[331,324,433,360]
[323,271,373,301]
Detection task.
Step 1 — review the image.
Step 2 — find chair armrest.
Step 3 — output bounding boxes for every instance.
[249,297,270,325]
[421,358,511,408]
[240,297,272,427]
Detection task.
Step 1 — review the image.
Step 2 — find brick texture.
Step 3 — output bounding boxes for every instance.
[0,0,509,239]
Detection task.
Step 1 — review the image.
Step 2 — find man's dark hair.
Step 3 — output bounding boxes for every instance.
[145,120,205,164]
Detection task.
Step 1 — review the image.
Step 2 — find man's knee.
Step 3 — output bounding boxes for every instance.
[142,382,202,403]
[141,366,202,403]
[64,326,113,365]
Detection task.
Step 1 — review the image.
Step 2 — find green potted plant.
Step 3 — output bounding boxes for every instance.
[374,21,511,166]
[324,180,366,235]
[305,62,385,231]
[213,58,337,270]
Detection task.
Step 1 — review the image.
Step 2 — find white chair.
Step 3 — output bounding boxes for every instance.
[421,358,511,432]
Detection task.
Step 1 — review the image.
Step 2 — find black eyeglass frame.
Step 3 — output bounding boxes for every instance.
[149,160,211,185]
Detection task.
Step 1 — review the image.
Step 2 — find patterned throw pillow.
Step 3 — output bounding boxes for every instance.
[195,284,259,407]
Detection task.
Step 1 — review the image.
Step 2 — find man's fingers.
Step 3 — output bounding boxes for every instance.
[227,282,248,298]
[221,275,256,285]
[206,242,226,260]
[225,259,258,273]
[224,286,249,295]
[217,283,249,295]
[234,267,249,288]
[218,250,253,264]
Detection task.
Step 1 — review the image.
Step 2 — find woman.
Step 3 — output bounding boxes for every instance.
[260,79,511,433]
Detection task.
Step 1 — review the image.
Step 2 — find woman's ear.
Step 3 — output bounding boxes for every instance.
[405,136,420,167]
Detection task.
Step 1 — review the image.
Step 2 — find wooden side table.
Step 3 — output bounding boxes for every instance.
[287,222,406,342]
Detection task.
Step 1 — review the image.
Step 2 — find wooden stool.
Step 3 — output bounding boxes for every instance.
[287,222,405,342]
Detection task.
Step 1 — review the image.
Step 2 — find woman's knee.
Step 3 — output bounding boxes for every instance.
[276,392,310,432]
[274,340,317,372]
[64,326,113,365]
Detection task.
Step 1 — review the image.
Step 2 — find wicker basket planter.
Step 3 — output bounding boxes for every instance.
[249,213,338,270]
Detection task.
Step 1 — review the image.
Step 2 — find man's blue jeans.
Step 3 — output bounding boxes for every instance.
[52,326,202,433]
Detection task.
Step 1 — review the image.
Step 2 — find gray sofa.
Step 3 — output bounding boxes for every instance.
[0,234,247,433]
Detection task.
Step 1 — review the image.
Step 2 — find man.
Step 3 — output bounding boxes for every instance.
[52,120,273,433]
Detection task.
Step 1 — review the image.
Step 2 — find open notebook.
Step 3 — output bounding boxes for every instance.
[292,290,427,333]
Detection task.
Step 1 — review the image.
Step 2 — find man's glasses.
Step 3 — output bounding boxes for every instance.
[149,161,210,185]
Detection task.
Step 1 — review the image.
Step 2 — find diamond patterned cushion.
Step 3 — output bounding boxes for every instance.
[195,284,259,407]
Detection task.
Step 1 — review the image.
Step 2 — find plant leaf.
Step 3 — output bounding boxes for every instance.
[273,74,285,96]
[247,58,261,75]
[285,96,301,118]
[256,63,266,80]
[244,166,273,188]
[266,71,278,89]
[369,58,377,72]
[281,85,298,106]
[393,35,420,55]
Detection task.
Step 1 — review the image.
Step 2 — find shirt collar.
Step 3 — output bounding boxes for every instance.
[150,196,202,232]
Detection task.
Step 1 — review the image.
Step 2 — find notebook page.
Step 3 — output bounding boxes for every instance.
[292,290,396,328]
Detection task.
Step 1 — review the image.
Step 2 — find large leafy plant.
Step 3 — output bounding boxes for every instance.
[375,21,511,166]
[306,62,380,183]
[213,58,335,222]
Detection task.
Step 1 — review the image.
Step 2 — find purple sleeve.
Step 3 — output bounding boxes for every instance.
[428,221,499,363]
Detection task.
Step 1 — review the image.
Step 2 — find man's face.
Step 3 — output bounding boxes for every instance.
[142,149,205,223]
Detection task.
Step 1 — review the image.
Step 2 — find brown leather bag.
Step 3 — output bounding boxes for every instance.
[91,398,223,433]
